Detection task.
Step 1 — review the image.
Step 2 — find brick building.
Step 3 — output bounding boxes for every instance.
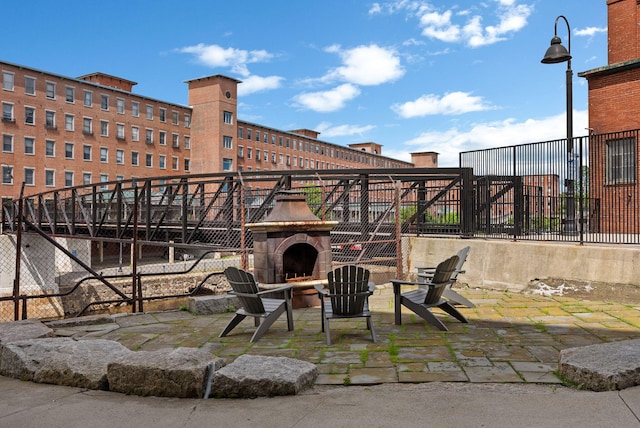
[1,60,420,202]
[579,0,640,233]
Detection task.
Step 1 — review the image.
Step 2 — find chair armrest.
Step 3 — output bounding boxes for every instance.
[314,284,328,296]
[368,282,376,293]
[256,283,295,296]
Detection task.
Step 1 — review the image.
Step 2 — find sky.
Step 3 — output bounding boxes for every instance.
[4,1,607,167]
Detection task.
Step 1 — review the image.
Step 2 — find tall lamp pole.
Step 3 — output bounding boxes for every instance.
[541,15,577,235]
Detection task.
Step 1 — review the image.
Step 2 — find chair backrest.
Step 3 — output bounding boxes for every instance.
[451,246,471,280]
[424,255,459,304]
[224,267,265,314]
[327,265,371,316]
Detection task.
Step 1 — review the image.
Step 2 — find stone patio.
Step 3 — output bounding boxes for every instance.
[44,284,640,387]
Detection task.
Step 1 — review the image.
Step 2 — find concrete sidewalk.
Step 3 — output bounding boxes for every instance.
[1,376,639,428]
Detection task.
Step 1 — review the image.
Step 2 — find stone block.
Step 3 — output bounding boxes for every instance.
[108,347,224,398]
[0,338,131,390]
[559,339,640,391]
[0,319,54,344]
[209,354,317,398]
[188,294,240,315]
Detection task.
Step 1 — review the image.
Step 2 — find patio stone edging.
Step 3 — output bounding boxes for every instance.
[558,338,640,391]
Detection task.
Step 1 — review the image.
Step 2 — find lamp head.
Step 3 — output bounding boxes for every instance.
[541,35,571,64]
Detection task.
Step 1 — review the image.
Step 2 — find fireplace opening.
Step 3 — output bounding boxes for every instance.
[283,243,318,282]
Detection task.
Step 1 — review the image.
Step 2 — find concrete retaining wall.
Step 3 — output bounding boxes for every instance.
[403,237,640,291]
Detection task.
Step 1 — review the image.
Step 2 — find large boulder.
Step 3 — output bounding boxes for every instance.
[0,338,131,390]
[208,354,317,398]
[559,339,640,391]
[108,346,224,398]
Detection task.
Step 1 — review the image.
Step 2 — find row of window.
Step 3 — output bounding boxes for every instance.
[236,146,355,170]
[2,70,191,126]
[237,126,376,166]
[1,104,191,147]
[1,157,191,188]
[1,134,190,169]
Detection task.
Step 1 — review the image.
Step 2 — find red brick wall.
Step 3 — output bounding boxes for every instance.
[587,68,640,134]
[607,0,640,64]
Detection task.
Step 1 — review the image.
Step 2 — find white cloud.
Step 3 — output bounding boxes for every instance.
[324,44,405,86]
[293,84,361,112]
[375,0,533,47]
[177,43,274,77]
[392,91,494,118]
[386,110,588,167]
[315,121,376,138]
[237,75,283,96]
[574,26,607,37]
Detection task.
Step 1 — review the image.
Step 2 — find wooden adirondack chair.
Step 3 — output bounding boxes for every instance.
[314,265,376,345]
[391,255,468,331]
[417,246,475,308]
[220,267,294,343]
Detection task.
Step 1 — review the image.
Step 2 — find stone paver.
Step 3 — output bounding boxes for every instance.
[45,286,640,387]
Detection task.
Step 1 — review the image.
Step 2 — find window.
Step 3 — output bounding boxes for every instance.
[24,107,35,125]
[606,137,637,184]
[65,114,74,131]
[172,111,179,125]
[99,174,108,190]
[100,120,108,137]
[145,153,153,167]
[45,170,55,187]
[25,76,35,95]
[247,147,252,159]
[184,158,190,171]
[172,134,179,147]
[84,90,92,107]
[132,126,139,141]
[184,136,190,149]
[24,168,35,186]
[223,111,233,124]
[65,86,75,103]
[238,146,244,158]
[83,145,92,161]
[159,108,166,122]
[2,102,13,121]
[238,127,244,139]
[172,156,179,170]
[184,114,190,128]
[100,147,108,162]
[279,136,283,146]
[272,135,276,145]
[223,136,232,149]
[46,81,56,99]
[222,158,232,171]
[101,94,109,110]
[272,152,276,163]
[256,149,261,161]
[45,111,56,129]
[24,137,35,155]
[247,129,252,140]
[2,165,13,184]
[145,129,153,144]
[131,151,139,166]
[116,123,125,139]
[146,105,153,120]
[263,133,268,144]
[264,150,268,161]
[64,171,74,187]
[45,140,54,157]
[3,134,13,152]
[159,131,166,145]
[83,173,92,185]
[65,142,74,159]
[255,130,259,142]
[159,155,166,169]
[2,71,14,91]
[117,98,125,114]
[116,149,124,165]
[83,117,92,134]
[132,101,139,117]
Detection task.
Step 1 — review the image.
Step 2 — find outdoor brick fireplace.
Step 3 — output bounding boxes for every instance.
[247,191,338,307]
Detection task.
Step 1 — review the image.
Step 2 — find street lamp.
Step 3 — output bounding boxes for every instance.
[541,15,578,235]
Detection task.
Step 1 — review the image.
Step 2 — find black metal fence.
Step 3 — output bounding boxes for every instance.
[460,128,640,244]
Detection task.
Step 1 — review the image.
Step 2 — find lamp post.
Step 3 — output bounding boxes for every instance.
[541,15,577,235]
